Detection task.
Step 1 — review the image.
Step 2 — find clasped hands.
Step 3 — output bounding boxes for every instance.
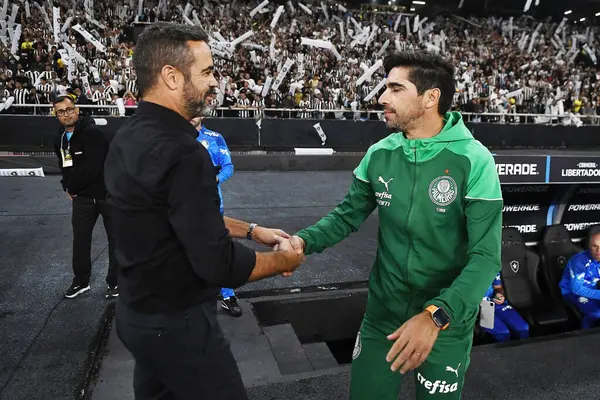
[251,227,306,276]
[272,235,306,277]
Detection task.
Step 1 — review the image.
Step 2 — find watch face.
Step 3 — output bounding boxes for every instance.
[433,308,450,327]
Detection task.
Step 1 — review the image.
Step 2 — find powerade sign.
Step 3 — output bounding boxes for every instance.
[501,185,557,243]
[549,158,600,183]
[560,185,600,239]
[493,156,547,184]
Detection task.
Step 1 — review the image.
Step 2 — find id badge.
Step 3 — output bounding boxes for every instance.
[479,300,495,329]
[61,148,73,168]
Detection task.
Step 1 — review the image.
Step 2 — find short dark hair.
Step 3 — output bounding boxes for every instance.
[133,22,210,97]
[589,225,600,241]
[53,95,76,106]
[383,51,456,115]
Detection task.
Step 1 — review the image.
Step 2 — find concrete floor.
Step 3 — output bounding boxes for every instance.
[0,175,114,400]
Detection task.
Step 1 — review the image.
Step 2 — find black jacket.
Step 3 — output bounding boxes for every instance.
[54,115,109,200]
[104,101,256,314]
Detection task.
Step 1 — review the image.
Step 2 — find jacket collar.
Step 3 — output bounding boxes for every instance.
[61,116,94,140]
[136,100,198,139]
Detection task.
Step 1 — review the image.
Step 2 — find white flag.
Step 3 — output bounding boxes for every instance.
[364,78,386,102]
[8,3,19,27]
[261,76,273,97]
[61,16,73,33]
[313,123,327,145]
[53,7,61,43]
[81,75,92,96]
[298,2,312,15]
[249,0,269,17]
[72,24,106,53]
[230,30,254,47]
[357,59,383,86]
[377,39,390,57]
[0,0,7,22]
[270,5,284,29]
[271,58,294,91]
[116,98,126,116]
[10,24,21,57]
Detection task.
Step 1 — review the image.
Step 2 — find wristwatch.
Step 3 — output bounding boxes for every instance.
[246,223,257,240]
[425,305,450,330]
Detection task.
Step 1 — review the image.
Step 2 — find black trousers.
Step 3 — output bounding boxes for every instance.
[115,299,248,400]
[71,195,118,287]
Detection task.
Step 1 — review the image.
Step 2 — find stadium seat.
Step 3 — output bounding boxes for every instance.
[538,225,583,322]
[539,225,582,300]
[500,228,570,334]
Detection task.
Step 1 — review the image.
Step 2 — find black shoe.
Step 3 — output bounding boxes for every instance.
[64,283,90,299]
[106,286,119,298]
[221,296,242,317]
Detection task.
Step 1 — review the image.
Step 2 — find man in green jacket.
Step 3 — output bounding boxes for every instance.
[288,51,503,399]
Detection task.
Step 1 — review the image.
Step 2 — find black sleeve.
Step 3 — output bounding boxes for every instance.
[167,149,256,288]
[54,133,68,191]
[67,126,108,195]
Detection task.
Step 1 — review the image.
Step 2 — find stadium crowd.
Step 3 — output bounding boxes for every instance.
[1,0,600,123]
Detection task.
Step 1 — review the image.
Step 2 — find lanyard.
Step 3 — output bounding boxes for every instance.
[61,129,72,152]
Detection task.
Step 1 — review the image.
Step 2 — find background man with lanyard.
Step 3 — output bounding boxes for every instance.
[192,117,241,317]
[53,95,118,299]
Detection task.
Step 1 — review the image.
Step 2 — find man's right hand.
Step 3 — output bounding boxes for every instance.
[66,191,76,200]
[274,237,304,277]
[275,236,306,266]
[249,237,305,282]
[289,235,306,255]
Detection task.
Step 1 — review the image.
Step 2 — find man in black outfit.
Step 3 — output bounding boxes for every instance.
[103,22,305,400]
[53,96,118,299]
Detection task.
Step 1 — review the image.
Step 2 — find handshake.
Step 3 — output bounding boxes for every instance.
[247,226,308,282]
[272,234,307,277]
[273,235,305,253]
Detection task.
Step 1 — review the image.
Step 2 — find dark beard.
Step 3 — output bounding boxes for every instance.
[385,114,408,131]
[388,108,424,132]
[182,84,209,120]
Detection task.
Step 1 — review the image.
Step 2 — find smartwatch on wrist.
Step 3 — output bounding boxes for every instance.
[425,305,450,330]
[246,223,257,240]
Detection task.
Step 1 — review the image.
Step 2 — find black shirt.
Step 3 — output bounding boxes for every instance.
[53,115,109,200]
[104,101,256,314]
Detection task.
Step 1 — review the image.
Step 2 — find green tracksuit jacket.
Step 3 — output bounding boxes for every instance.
[296,112,503,335]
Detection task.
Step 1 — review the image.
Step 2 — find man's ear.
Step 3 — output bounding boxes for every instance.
[423,88,441,111]
[160,65,181,91]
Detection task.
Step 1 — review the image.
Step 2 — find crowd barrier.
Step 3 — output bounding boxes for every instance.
[6,104,600,125]
[1,115,600,152]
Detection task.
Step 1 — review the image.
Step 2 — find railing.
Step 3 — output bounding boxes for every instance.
[3,104,600,125]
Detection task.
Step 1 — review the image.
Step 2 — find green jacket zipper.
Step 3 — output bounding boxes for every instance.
[403,146,417,318]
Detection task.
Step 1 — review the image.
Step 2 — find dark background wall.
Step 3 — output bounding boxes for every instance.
[1,116,599,244]
[1,116,598,152]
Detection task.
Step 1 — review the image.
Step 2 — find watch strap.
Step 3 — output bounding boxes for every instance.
[425,305,438,315]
